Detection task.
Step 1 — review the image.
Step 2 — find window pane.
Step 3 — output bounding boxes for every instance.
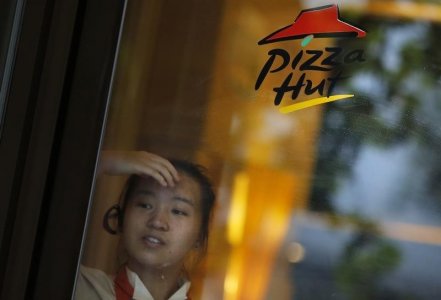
[75,1,441,299]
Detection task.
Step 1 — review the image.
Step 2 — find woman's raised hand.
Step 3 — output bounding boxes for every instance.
[98,151,179,187]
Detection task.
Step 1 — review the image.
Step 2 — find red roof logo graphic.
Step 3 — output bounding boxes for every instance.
[258,4,366,45]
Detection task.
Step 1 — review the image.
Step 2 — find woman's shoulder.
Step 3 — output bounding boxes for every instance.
[80,266,113,281]
[74,265,115,300]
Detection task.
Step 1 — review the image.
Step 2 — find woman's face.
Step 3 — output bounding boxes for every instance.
[122,173,202,271]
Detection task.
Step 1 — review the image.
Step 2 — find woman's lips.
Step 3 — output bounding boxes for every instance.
[142,235,165,248]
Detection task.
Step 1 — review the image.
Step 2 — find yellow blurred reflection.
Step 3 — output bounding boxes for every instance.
[198,1,322,298]
[227,172,250,246]
[223,167,297,300]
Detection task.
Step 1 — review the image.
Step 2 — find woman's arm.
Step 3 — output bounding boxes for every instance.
[97,150,179,187]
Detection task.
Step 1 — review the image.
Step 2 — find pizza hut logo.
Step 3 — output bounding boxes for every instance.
[255,5,367,113]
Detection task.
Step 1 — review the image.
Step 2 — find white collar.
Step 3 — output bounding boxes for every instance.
[125,267,191,300]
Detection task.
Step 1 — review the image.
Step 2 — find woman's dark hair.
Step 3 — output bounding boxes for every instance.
[114,159,216,255]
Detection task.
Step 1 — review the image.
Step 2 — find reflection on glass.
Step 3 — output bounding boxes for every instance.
[0,0,17,84]
[76,1,441,299]
[0,0,21,135]
[298,9,441,300]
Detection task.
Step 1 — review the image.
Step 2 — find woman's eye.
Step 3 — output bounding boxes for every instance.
[137,202,153,209]
[172,209,188,216]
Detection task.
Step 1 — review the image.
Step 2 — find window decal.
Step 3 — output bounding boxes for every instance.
[255,4,367,113]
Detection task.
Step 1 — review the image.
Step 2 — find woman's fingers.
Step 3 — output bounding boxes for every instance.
[135,154,178,186]
[100,150,179,187]
[142,153,180,183]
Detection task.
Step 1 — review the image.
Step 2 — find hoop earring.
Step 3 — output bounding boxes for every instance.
[103,204,121,235]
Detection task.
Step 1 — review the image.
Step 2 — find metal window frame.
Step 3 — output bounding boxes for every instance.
[0,0,126,299]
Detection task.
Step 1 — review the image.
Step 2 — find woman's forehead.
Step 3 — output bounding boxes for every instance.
[134,174,202,203]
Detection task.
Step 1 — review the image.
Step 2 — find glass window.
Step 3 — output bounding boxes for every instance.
[75,1,441,299]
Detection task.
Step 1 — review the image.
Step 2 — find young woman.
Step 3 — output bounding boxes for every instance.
[75,151,216,300]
